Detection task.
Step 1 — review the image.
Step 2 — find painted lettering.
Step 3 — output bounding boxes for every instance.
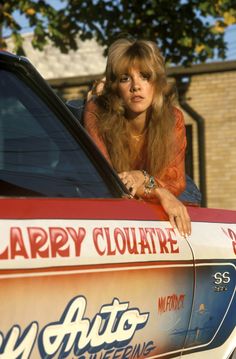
[158,293,185,314]
[166,228,179,253]
[114,227,126,254]
[0,226,86,260]
[28,227,49,258]
[49,227,70,257]
[39,297,149,358]
[10,227,29,259]
[0,224,180,261]
[66,227,86,256]
[93,227,179,256]
[123,227,139,254]
[222,227,236,254]
[155,228,179,254]
[0,322,38,359]
[228,229,236,254]
[0,297,151,359]
[77,341,155,359]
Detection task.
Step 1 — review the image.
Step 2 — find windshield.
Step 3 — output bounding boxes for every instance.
[0,69,114,198]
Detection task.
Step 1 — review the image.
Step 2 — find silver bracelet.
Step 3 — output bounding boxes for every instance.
[146,175,156,189]
[142,170,157,189]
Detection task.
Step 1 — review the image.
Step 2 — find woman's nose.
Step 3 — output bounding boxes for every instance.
[131,76,141,92]
[131,81,141,92]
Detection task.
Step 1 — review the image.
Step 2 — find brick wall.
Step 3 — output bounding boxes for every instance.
[170,65,236,210]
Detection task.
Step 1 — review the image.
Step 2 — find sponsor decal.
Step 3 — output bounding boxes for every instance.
[222,227,236,255]
[93,226,178,256]
[0,225,179,261]
[157,293,185,314]
[0,297,152,359]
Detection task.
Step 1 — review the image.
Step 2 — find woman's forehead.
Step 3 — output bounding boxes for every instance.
[115,58,152,75]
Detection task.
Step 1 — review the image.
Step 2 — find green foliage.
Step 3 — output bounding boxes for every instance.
[1,0,236,65]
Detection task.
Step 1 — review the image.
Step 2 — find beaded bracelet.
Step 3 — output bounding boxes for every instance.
[142,170,156,189]
[142,170,158,198]
[147,175,156,189]
[144,184,158,198]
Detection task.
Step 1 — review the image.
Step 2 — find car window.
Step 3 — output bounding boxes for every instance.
[0,69,114,198]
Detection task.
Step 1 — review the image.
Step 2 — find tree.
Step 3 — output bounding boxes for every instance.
[1,0,236,65]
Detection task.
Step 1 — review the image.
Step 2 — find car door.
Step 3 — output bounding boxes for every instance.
[182,213,236,358]
[0,53,195,359]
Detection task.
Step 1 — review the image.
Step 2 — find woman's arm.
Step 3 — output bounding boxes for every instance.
[155,107,187,196]
[118,169,191,237]
[118,108,190,236]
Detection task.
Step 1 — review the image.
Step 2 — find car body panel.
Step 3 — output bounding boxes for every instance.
[0,199,235,358]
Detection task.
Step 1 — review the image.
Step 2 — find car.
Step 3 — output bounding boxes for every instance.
[0,50,235,359]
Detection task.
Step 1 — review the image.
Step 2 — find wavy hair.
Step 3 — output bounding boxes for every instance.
[95,38,177,175]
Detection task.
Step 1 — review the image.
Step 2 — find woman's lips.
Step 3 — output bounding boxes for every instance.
[131,96,143,102]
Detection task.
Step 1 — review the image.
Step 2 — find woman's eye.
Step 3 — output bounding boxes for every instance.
[120,75,130,82]
[140,73,150,80]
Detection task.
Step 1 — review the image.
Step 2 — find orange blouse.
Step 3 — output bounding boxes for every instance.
[84,100,187,196]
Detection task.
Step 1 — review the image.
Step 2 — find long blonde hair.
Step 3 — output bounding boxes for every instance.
[95,38,177,175]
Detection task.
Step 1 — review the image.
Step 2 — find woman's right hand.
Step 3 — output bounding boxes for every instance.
[118,170,145,197]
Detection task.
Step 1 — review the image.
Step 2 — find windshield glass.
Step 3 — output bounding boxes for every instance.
[0,69,114,198]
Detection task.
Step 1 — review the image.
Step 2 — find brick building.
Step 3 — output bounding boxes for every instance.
[168,62,236,210]
[6,34,236,210]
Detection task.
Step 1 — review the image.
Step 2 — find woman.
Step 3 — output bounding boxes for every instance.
[84,38,191,237]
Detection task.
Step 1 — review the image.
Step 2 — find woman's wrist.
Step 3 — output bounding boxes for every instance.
[141,170,148,185]
[142,170,156,188]
[140,170,160,199]
[152,186,165,200]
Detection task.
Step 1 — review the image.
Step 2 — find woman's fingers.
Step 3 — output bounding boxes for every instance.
[118,171,144,195]
[174,215,186,237]
[156,188,191,238]
[169,214,177,231]
[181,206,191,237]
[171,205,191,238]
[119,172,135,194]
[119,174,192,238]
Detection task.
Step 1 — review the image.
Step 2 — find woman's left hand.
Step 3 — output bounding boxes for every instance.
[119,171,191,238]
[118,170,144,196]
[154,187,191,237]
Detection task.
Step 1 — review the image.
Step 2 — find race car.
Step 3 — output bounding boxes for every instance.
[0,50,235,359]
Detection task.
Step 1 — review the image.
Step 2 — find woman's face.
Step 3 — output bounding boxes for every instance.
[117,67,154,119]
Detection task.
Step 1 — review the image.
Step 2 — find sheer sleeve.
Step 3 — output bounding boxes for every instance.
[83,100,112,165]
[155,107,187,196]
